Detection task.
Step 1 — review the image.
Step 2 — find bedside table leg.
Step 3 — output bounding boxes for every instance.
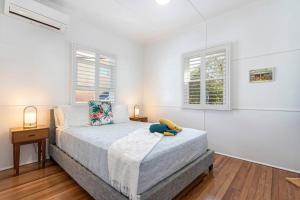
[38,141,41,164]
[13,144,16,169]
[15,144,20,175]
[42,139,46,168]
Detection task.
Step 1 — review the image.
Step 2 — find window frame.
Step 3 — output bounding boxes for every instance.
[71,44,117,105]
[182,44,231,110]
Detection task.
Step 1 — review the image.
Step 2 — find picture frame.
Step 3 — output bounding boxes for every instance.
[249,67,274,83]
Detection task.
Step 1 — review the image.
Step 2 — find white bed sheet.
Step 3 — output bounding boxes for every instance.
[56,121,208,195]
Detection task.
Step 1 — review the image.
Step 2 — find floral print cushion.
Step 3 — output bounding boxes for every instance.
[88,101,113,126]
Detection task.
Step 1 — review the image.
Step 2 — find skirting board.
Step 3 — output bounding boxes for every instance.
[216,152,300,174]
[0,159,38,171]
[0,155,50,171]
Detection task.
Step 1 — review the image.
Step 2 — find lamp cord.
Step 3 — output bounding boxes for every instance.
[33,143,37,153]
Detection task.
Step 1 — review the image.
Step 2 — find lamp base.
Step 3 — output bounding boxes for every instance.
[23,124,37,129]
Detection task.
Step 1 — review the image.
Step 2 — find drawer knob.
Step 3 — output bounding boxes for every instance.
[28,134,35,137]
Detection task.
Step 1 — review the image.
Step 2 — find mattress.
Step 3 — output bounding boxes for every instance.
[56,121,208,195]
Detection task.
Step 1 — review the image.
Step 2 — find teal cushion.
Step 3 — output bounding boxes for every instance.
[149,124,178,135]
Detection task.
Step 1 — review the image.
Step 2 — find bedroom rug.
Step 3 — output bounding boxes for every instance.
[286,178,300,188]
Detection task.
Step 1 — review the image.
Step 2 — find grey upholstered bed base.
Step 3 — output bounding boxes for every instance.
[50,145,213,200]
[48,109,214,200]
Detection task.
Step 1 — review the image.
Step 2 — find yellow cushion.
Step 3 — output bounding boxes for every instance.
[159,119,182,132]
[163,132,175,136]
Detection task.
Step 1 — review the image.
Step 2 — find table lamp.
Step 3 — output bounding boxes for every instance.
[23,106,37,129]
[134,105,140,118]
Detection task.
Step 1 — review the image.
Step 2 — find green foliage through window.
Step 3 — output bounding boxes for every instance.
[184,47,228,109]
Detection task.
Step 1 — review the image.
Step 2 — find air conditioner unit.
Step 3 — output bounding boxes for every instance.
[4,0,69,32]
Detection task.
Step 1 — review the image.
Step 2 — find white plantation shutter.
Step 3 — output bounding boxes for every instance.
[184,56,201,105]
[74,50,96,103]
[183,44,230,110]
[205,49,226,105]
[98,54,116,103]
[73,46,116,104]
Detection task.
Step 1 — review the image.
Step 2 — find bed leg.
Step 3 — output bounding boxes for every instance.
[209,164,213,172]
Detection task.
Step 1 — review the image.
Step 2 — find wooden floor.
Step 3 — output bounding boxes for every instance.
[0,154,299,200]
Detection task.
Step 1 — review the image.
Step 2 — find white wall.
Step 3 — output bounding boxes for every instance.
[143,0,300,172]
[1,0,299,174]
[0,1,143,170]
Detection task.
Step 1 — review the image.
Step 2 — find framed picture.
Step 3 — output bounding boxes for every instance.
[249,67,274,83]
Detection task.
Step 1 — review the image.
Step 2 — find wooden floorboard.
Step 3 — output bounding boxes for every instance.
[0,154,299,200]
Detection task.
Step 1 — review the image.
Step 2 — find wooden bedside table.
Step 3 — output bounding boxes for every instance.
[130,116,148,122]
[10,126,49,175]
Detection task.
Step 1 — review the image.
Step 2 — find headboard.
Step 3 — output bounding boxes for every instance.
[49,109,56,145]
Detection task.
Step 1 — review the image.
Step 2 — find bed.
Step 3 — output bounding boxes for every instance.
[49,109,214,200]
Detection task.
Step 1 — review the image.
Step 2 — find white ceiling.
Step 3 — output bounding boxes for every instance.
[49,0,257,43]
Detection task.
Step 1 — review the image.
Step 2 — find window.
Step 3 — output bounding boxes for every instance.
[183,44,230,110]
[72,45,116,104]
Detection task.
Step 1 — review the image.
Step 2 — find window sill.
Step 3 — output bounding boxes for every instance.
[182,104,231,111]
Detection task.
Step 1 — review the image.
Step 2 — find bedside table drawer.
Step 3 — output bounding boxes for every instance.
[13,129,49,143]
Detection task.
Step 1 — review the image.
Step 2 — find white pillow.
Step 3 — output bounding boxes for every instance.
[54,105,89,128]
[54,107,64,127]
[112,104,130,123]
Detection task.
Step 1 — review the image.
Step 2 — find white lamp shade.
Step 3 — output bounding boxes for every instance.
[135,108,140,116]
[24,111,36,124]
[23,106,37,128]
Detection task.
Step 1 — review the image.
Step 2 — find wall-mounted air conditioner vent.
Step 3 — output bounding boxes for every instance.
[4,0,69,32]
